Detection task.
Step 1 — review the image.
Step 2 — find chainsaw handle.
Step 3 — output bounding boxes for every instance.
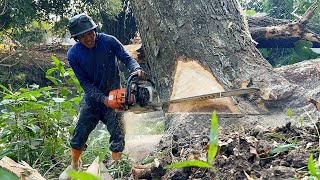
[124,74,155,106]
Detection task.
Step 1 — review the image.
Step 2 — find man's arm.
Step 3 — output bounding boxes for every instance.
[68,53,106,103]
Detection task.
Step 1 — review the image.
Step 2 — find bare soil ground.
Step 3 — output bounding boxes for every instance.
[0,46,69,89]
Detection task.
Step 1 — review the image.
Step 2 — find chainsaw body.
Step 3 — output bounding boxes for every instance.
[108,74,161,113]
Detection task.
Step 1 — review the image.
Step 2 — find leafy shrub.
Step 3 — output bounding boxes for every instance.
[0,56,82,176]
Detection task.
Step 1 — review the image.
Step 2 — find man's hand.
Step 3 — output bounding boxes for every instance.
[103,96,109,107]
[131,69,147,80]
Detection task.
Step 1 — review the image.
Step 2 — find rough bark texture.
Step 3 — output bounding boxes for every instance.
[130,0,303,111]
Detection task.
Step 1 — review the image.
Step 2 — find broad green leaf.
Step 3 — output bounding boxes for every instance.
[46,76,61,86]
[67,77,83,94]
[308,154,320,179]
[143,156,156,164]
[165,160,212,169]
[13,92,21,96]
[68,97,82,105]
[39,86,52,91]
[98,147,109,163]
[27,124,40,133]
[67,170,102,180]
[0,136,8,144]
[208,111,218,163]
[270,144,296,155]
[62,101,72,109]
[25,101,45,110]
[46,68,58,76]
[52,56,65,76]
[18,91,41,101]
[0,99,15,105]
[29,94,37,101]
[60,88,71,97]
[0,167,19,180]
[308,154,316,175]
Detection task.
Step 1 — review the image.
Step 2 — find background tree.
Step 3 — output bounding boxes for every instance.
[0,0,124,47]
[102,0,138,44]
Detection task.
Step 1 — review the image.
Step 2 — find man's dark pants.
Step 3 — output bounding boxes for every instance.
[70,99,125,152]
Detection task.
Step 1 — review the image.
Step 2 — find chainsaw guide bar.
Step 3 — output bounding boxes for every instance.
[169,87,260,104]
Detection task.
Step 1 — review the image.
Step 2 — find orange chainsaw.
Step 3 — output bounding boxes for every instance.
[108,74,260,113]
[108,74,161,113]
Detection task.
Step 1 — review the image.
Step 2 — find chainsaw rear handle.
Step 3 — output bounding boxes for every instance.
[125,74,155,106]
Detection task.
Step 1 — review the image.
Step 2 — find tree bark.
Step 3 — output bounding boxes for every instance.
[129,0,315,178]
[130,0,304,113]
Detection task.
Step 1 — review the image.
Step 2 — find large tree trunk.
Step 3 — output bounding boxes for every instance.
[131,0,304,113]
[129,0,312,179]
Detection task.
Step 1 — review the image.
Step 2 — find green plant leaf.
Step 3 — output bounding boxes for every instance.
[67,170,102,180]
[246,9,257,16]
[46,76,61,86]
[68,97,82,105]
[60,88,71,97]
[0,99,15,105]
[52,56,66,75]
[270,144,296,155]
[287,108,292,118]
[0,84,13,95]
[0,167,19,180]
[165,160,212,169]
[308,154,320,178]
[207,111,218,163]
[267,133,296,144]
[143,156,156,164]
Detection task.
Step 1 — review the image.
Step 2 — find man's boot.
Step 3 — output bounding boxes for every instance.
[111,151,121,161]
[58,148,82,180]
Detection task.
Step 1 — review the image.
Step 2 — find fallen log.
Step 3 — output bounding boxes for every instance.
[0,156,45,180]
[248,3,320,48]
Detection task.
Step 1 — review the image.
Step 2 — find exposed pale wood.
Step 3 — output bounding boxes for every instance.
[86,157,113,180]
[124,44,141,61]
[169,60,239,113]
[0,156,45,180]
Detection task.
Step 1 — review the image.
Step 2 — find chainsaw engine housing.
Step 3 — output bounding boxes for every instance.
[108,75,161,114]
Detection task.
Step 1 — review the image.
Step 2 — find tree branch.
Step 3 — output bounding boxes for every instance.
[249,3,320,48]
[297,3,318,24]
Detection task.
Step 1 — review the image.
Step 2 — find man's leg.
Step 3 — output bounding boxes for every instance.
[59,101,101,180]
[102,108,125,160]
[69,100,100,169]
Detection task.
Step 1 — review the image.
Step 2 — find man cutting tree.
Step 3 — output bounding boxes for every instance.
[59,13,146,179]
